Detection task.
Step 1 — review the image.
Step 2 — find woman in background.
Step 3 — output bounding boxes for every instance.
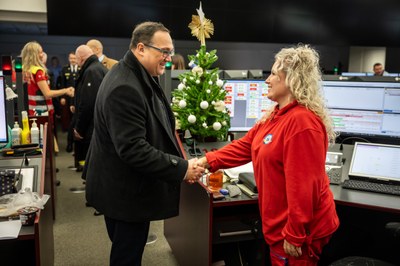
[171,53,185,70]
[21,41,74,116]
[197,44,339,265]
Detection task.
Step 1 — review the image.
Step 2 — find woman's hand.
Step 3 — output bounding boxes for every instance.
[283,239,302,257]
[65,87,75,97]
[195,156,210,169]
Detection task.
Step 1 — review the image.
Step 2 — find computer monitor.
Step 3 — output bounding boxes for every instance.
[386,73,400,77]
[248,69,264,79]
[358,76,400,82]
[224,70,248,79]
[349,142,400,182]
[0,76,8,144]
[341,72,367,77]
[366,72,400,77]
[171,70,188,79]
[322,75,356,81]
[224,79,275,132]
[322,80,400,144]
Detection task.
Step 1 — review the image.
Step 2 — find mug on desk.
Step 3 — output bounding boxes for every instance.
[207,169,224,192]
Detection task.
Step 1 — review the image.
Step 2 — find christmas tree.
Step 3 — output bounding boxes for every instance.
[171,3,230,141]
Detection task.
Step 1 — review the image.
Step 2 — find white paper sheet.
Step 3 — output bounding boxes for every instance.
[0,220,22,240]
[224,162,254,179]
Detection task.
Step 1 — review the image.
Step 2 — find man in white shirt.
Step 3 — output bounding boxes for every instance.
[373,63,389,76]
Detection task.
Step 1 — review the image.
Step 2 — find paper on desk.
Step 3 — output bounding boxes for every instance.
[0,220,22,240]
[224,162,254,179]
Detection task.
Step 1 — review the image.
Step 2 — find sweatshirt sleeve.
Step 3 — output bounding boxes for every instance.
[206,125,259,171]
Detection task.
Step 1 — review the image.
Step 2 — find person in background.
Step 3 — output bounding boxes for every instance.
[41,52,55,90]
[83,21,205,265]
[196,44,339,265]
[373,62,389,76]
[41,51,60,139]
[48,55,62,86]
[21,41,74,117]
[171,53,186,70]
[59,51,80,152]
[73,45,108,173]
[86,39,118,70]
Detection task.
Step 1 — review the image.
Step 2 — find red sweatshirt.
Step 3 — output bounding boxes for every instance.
[206,101,339,246]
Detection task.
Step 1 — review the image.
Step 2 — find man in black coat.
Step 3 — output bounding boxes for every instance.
[83,22,205,265]
[73,45,108,171]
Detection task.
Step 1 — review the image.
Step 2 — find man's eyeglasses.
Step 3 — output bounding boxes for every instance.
[144,44,175,58]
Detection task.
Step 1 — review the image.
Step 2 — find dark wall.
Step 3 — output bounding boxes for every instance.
[47,0,400,46]
[386,47,400,73]
[0,33,349,73]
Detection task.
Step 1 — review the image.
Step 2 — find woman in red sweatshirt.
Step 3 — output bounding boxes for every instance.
[197,44,339,265]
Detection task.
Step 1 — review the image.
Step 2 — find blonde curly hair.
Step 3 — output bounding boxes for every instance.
[21,41,47,82]
[260,44,336,144]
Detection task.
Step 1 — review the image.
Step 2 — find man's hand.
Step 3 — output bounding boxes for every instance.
[185,158,205,184]
[73,128,83,140]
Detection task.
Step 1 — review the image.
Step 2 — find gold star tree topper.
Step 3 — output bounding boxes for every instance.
[188,2,214,46]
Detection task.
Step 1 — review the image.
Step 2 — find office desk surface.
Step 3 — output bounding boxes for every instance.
[330,185,400,213]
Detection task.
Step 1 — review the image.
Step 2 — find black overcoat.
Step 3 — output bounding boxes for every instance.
[84,50,188,222]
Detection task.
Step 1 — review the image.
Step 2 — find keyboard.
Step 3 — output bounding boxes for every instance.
[342,179,400,196]
[0,169,17,196]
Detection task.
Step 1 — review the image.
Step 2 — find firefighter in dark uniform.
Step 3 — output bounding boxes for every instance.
[58,51,80,152]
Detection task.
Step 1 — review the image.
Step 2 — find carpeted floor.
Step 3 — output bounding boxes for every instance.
[53,128,179,266]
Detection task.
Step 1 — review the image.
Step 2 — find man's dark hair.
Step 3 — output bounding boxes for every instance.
[130,21,170,50]
[373,62,382,68]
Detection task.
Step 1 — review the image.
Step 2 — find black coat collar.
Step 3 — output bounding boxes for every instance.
[122,50,182,156]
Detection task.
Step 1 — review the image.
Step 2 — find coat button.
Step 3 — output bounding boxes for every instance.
[171,159,178,165]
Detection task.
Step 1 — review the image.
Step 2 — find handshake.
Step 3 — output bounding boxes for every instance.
[184,157,209,184]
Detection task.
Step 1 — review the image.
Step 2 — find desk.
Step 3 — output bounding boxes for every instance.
[164,178,265,266]
[165,141,400,265]
[328,144,400,213]
[0,124,54,266]
[164,141,265,265]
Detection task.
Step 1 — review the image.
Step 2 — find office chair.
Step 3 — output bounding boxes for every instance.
[329,222,400,266]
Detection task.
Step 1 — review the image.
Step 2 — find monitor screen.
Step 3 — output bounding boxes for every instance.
[349,142,400,182]
[0,76,8,143]
[322,80,400,141]
[248,70,264,79]
[341,72,367,77]
[224,70,248,79]
[171,70,188,79]
[224,79,275,131]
